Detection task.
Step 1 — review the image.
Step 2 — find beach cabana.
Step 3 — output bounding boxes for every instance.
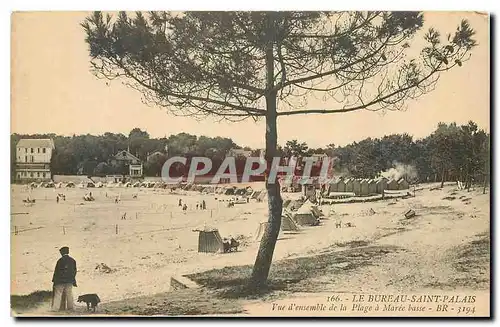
[194,228,224,253]
[387,179,399,190]
[359,179,369,196]
[293,204,319,226]
[224,187,236,195]
[311,205,324,218]
[375,178,387,194]
[281,214,300,232]
[235,188,246,196]
[336,179,346,193]
[344,178,354,192]
[251,190,261,199]
[328,181,338,194]
[352,179,361,195]
[368,179,377,194]
[398,179,409,190]
[287,199,303,211]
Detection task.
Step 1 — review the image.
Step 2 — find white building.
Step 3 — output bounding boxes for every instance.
[15,138,55,181]
[111,150,143,178]
[227,148,253,158]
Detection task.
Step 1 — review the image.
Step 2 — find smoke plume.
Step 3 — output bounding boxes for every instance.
[380,162,417,181]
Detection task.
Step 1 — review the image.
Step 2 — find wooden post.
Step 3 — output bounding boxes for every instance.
[63,226,66,235]
[116,224,118,235]
[211,209,213,218]
[14,226,18,236]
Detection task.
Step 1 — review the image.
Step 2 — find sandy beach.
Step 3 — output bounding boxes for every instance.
[10,182,489,314]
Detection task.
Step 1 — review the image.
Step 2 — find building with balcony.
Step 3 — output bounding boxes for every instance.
[15,138,55,181]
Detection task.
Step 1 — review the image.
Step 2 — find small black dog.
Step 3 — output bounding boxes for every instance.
[77,294,101,312]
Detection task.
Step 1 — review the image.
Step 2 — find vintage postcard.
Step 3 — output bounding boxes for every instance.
[10,11,490,317]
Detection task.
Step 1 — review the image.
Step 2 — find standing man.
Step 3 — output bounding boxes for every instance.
[51,246,77,312]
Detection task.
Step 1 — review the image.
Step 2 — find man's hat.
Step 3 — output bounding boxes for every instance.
[59,246,69,254]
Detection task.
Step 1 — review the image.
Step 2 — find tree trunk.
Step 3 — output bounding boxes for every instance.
[250,93,282,287]
[483,173,488,194]
[250,24,282,288]
[464,172,470,191]
[440,165,445,188]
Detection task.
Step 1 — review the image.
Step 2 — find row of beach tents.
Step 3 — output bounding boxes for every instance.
[181,184,253,196]
[180,184,270,202]
[327,177,409,197]
[27,179,269,202]
[27,180,184,189]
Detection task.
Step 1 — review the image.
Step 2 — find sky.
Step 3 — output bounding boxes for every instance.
[10,11,489,149]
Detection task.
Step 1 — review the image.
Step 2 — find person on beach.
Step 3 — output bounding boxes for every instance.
[51,246,77,312]
[202,200,206,210]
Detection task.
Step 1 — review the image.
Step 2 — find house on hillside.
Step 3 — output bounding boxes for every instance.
[111,150,143,178]
[15,138,55,182]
